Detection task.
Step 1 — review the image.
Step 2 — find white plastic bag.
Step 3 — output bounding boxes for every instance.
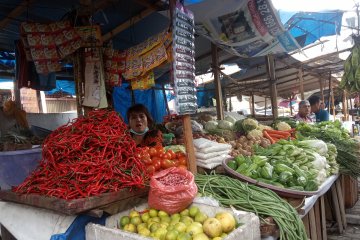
[195,150,231,160]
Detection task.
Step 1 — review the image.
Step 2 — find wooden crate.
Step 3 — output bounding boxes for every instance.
[0,187,148,215]
[341,175,359,208]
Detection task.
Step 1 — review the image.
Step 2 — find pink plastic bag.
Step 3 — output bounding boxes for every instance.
[148,167,198,214]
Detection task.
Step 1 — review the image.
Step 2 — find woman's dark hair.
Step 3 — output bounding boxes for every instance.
[127,104,154,127]
[308,95,320,106]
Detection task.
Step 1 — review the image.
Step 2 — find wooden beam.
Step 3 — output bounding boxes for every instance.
[319,78,325,104]
[133,0,165,11]
[102,1,162,42]
[78,0,118,16]
[299,69,305,100]
[250,92,255,117]
[264,97,267,116]
[266,54,278,119]
[212,43,224,120]
[0,0,35,30]
[342,90,348,121]
[329,73,336,120]
[182,115,197,174]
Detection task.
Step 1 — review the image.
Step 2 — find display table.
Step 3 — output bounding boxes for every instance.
[299,175,347,240]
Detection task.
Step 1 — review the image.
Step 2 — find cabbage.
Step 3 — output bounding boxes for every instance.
[242,118,258,133]
[225,115,236,124]
[234,119,244,132]
[217,120,234,130]
[257,124,273,131]
[247,129,263,138]
[311,152,327,171]
[275,121,291,131]
[299,140,328,156]
[205,121,218,131]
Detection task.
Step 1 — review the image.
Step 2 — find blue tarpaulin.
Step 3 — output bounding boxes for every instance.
[113,83,168,124]
[45,80,76,95]
[50,214,107,240]
[284,11,343,47]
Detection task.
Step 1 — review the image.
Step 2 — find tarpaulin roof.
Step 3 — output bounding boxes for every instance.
[284,11,343,47]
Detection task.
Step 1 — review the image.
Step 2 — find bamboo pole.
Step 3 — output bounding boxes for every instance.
[342,90,348,121]
[265,54,278,119]
[212,43,224,120]
[319,78,325,104]
[299,69,304,100]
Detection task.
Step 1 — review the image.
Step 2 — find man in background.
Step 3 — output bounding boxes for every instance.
[294,100,312,123]
[308,95,329,122]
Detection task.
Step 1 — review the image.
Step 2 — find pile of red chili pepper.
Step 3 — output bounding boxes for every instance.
[13,110,148,200]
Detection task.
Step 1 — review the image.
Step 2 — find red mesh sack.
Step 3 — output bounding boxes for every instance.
[148,167,198,214]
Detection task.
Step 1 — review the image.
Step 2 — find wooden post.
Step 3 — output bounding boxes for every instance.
[329,77,336,121]
[299,69,305,100]
[319,78,325,104]
[182,115,197,174]
[250,92,255,117]
[290,97,293,116]
[212,43,224,120]
[74,50,85,117]
[342,90,348,121]
[265,54,278,119]
[264,97,267,116]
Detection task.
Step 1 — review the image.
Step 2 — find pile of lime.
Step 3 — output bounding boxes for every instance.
[118,205,237,240]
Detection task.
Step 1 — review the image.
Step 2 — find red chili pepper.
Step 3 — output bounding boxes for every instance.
[12,109,148,200]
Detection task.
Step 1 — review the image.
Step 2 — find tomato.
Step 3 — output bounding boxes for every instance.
[171,159,179,167]
[142,156,152,165]
[156,148,166,157]
[142,146,150,152]
[167,150,176,159]
[151,157,161,170]
[178,156,187,166]
[146,165,156,175]
[176,152,186,159]
[163,152,172,160]
[148,148,157,157]
[177,165,188,170]
[161,159,174,169]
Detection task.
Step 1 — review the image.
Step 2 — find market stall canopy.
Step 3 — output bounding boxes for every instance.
[284,11,344,47]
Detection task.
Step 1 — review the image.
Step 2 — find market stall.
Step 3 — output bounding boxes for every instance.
[0,0,360,240]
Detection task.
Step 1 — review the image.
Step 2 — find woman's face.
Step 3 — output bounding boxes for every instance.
[129,112,148,133]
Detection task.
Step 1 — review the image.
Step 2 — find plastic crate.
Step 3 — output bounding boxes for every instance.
[85,202,260,240]
[0,147,42,190]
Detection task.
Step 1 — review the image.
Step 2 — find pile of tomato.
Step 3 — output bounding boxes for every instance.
[138,147,187,176]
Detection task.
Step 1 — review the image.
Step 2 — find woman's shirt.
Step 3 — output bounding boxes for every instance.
[131,129,163,148]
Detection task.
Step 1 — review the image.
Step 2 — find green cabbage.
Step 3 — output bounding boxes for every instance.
[204,121,218,131]
[225,115,237,124]
[217,120,234,130]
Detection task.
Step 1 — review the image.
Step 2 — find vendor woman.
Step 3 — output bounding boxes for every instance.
[127,104,163,148]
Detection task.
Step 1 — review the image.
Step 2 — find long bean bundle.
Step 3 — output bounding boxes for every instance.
[195,173,307,240]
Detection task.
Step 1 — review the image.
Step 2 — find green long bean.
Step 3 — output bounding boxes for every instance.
[195,173,307,240]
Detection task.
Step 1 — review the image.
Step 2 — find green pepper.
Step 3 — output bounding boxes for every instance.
[236,162,250,174]
[234,155,247,166]
[279,171,293,184]
[227,160,238,170]
[256,178,275,185]
[252,156,268,167]
[243,163,259,177]
[274,163,295,174]
[293,165,306,178]
[260,163,273,179]
[295,176,307,186]
[304,180,318,191]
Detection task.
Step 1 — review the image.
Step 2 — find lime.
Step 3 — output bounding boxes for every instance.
[119,216,130,228]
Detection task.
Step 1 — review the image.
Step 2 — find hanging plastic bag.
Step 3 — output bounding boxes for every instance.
[148,167,198,214]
